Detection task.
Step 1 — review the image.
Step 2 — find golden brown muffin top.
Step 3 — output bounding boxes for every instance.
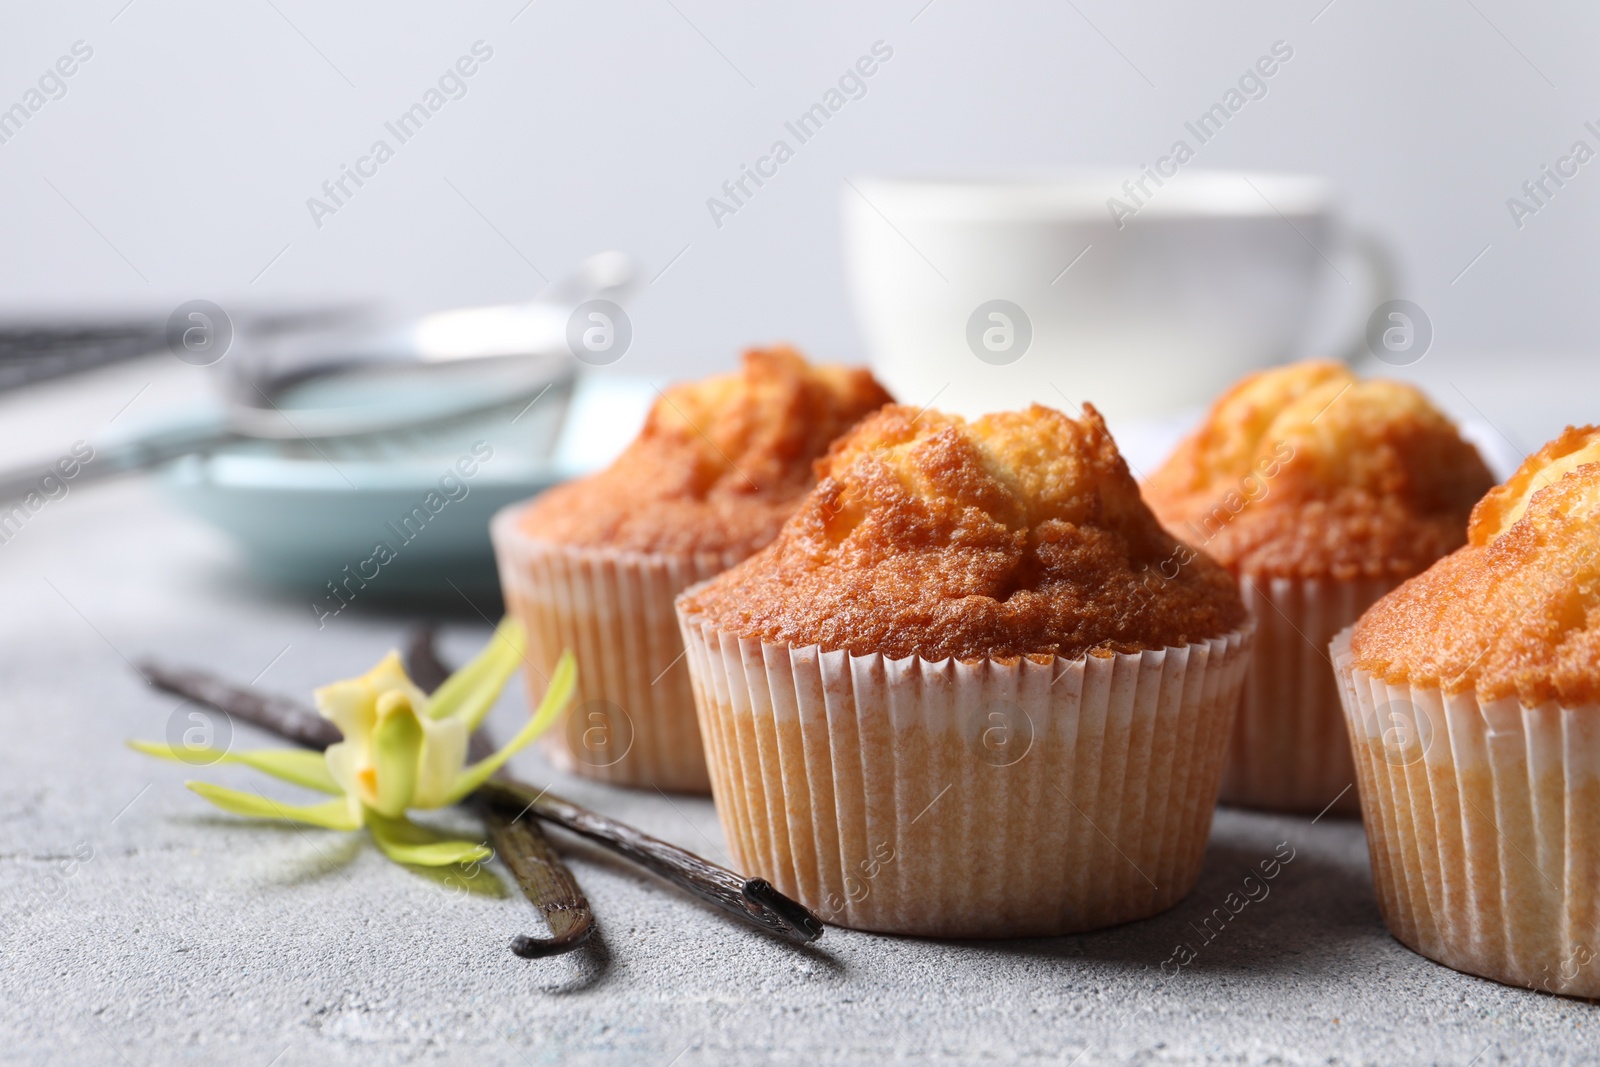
[517,346,892,556]
[1350,426,1600,706]
[679,402,1247,661]
[1142,359,1495,580]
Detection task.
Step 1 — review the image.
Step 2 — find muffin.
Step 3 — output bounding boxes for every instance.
[1143,360,1494,815]
[1334,425,1600,997]
[676,402,1253,937]
[492,346,891,793]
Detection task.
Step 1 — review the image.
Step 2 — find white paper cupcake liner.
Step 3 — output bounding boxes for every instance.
[1222,576,1401,815]
[677,607,1254,938]
[492,506,742,793]
[1333,628,1600,998]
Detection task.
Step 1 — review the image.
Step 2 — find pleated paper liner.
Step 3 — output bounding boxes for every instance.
[677,608,1255,938]
[1222,576,1401,816]
[1332,628,1600,998]
[491,506,743,794]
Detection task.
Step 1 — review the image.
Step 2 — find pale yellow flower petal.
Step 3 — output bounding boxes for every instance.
[411,713,470,809]
[368,690,424,817]
[445,650,575,804]
[128,741,340,793]
[362,651,429,712]
[323,741,370,807]
[186,782,363,830]
[313,678,377,752]
[424,616,524,727]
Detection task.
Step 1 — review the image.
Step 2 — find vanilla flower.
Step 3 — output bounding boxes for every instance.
[132,618,574,867]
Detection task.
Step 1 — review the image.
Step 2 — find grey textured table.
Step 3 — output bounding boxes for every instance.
[2,354,1597,1065]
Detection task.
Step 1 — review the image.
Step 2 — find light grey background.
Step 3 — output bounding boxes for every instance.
[0,0,1595,379]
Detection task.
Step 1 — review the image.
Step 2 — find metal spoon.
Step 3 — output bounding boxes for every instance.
[0,252,638,502]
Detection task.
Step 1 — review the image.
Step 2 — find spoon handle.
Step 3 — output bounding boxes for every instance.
[0,413,233,504]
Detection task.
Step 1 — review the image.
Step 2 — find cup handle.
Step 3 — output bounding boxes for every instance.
[1324,227,1397,364]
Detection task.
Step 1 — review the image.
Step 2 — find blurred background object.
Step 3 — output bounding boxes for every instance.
[0,318,166,390]
[0,253,645,596]
[845,170,1392,420]
[1,1,1596,379]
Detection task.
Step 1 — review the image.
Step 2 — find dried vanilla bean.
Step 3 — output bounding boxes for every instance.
[403,627,594,957]
[137,655,824,947]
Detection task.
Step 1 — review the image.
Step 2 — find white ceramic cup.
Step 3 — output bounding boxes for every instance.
[843,170,1390,420]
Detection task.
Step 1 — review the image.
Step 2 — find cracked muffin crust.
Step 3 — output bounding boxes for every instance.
[680,402,1245,661]
[517,345,893,557]
[1142,360,1494,580]
[1351,425,1600,706]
